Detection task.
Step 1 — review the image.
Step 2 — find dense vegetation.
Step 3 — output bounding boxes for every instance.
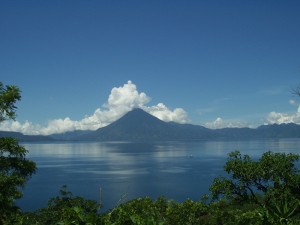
[1,81,300,224]
[9,150,300,225]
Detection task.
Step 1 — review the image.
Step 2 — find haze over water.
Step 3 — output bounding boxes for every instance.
[18,139,300,212]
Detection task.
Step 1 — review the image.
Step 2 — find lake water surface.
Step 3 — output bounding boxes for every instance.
[18,139,300,212]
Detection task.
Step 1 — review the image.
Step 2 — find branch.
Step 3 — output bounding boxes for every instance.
[245,186,263,207]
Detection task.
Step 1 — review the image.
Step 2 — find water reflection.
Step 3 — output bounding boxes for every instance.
[19,139,300,212]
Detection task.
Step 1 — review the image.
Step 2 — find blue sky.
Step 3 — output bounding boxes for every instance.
[1,1,300,134]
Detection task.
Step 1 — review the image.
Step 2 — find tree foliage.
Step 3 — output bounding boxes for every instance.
[0,82,36,223]
[23,185,101,225]
[210,151,300,201]
[210,150,300,224]
[0,82,21,122]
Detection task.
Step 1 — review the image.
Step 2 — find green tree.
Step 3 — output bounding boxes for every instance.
[0,82,36,223]
[0,82,21,122]
[210,151,300,224]
[26,185,101,225]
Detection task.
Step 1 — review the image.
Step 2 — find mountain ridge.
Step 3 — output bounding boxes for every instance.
[1,108,300,141]
[80,108,215,141]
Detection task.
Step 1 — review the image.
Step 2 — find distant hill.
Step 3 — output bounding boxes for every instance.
[0,131,54,142]
[50,130,92,141]
[2,108,300,142]
[76,108,300,141]
[213,123,300,140]
[256,123,300,138]
[81,108,215,141]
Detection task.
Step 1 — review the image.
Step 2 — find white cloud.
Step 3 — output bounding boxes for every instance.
[144,103,189,124]
[206,100,300,129]
[107,80,150,109]
[0,81,189,135]
[265,102,300,125]
[266,111,300,125]
[0,120,41,135]
[204,117,250,129]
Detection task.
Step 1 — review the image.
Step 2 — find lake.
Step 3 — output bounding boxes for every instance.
[18,139,300,212]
